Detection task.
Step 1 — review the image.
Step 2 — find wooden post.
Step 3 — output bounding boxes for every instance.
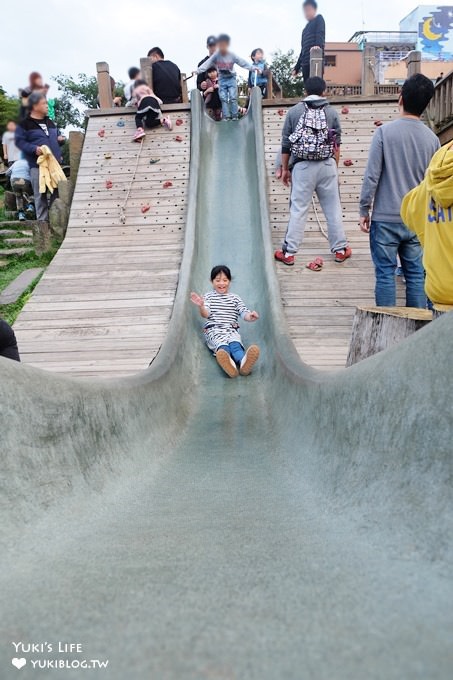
[309,46,324,78]
[406,50,422,77]
[346,306,432,366]
[361,45,376,97]
[266,71,273,100]
[181,74,189,103]
[96,62,113,109]
[140,57,153,89]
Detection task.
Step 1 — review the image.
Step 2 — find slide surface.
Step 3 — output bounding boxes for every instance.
[0,92,452,679]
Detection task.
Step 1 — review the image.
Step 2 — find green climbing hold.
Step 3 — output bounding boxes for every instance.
[149,158,160,165]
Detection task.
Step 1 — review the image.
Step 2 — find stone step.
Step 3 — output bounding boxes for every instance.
[0,267,43,305]
[0,260,8,268]
[0,221,39,230]
[0,248,34,258]
[0,229,21,238]
[4,238,33,247]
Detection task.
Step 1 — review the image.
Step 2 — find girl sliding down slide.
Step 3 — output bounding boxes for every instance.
[191,265,260,378]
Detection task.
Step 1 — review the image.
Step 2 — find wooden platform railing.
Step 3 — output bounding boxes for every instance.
[426,70,453,142]
[96,59,190,108]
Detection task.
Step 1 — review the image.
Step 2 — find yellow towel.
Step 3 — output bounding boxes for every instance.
[37,144,67,194]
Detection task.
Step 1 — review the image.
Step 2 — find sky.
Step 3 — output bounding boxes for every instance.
[1,0,420,98]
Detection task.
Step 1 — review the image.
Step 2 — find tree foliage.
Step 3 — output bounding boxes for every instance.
[269,50,305,99]
[52,73,100,129]
[0,86,20,133]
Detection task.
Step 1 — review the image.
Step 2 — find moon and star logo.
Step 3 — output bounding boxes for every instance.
[419,6,453,57]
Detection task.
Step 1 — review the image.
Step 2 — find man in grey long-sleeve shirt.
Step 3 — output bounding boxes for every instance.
[360,74,439,308]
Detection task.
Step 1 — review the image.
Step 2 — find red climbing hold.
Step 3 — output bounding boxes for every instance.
[141,204,151,213]
[374,120,383,127]
[98,129,106,137]
[175,135,184,142]
[175,119,184,126]
[163,181,173,189]
[278,109,285,116]
[341,107,349,114]
[105,180,113,189]
[343,159,353,167]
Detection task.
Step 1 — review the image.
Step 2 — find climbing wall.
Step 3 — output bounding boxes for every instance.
[14,110,190,378]
[264,101,404,370]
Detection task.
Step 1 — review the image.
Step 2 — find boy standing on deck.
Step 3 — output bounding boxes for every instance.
[194,34,258,121]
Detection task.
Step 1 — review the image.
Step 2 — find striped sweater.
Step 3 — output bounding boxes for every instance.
[203,291,250,329]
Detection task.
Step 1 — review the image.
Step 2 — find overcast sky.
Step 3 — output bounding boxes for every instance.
[2,0,418,97]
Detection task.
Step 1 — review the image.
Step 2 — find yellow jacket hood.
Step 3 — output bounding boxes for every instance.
[425,144,453,209]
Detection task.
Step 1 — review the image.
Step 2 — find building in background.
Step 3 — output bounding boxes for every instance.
[323,43,362,87]
[400,5,453,59]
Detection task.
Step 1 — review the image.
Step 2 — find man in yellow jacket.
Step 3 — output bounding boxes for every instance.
[401,142,453,306]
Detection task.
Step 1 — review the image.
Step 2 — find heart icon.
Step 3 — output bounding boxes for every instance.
[12,658,26,669]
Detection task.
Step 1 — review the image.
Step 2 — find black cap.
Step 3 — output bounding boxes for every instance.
[207,35,217,46]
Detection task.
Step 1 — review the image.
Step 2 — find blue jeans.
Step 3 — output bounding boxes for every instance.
[219,76,238,119]
[218,342,245,364]
[370,221,426,308]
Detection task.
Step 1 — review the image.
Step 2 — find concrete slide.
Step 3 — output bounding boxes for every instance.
[0,91,452,679]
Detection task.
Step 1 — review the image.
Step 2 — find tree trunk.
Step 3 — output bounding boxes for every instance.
[347,306,433,367]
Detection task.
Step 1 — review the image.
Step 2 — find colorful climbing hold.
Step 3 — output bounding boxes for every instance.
[117,120,125,127]
[98,129,106,138]
[175,119,184,126]
[343,159,353,167]
[374,120,383,127]
[149,158,161,165]
[277,109,285,117]
[105,180,113,189]
[104,153,112,159]
[341,107,349,114]
[141,204,151,213]
[163,181,173,189]
[175,135,184,142]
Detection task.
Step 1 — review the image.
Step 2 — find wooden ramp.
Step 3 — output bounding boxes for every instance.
[14,109,190,378]
[264,100,403,370]
[14,99,401,378]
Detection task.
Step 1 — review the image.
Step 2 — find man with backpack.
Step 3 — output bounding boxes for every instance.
[275,77,351,266]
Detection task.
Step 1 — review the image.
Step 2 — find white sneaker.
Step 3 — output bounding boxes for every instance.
[239,345,260,376]
[216,349,239,378]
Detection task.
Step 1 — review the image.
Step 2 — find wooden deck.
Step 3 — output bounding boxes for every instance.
[14,110,190,378]
[263,102,402,370]
[14,99,402,378]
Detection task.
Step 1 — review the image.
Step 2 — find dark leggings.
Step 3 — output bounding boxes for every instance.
[135,112,161,130]
[0,319,20,362]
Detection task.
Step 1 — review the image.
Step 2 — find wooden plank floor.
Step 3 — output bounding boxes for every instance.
[14,101,402,378]
[14,111,190,378]
[263,102,403,370]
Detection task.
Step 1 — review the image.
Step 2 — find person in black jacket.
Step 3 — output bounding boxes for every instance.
[147,47,182,104]
[0,319,20,362]
[293,0,326,84]
[15,92,64,223]
[197,35,218,90]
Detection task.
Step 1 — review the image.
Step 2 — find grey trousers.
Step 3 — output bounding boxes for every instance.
[30,167,58,222]
[283,158,348,254]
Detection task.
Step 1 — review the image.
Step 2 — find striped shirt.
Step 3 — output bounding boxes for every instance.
[203,290,250,329]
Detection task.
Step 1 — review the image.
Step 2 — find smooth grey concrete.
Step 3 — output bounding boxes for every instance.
[0,91,452,680]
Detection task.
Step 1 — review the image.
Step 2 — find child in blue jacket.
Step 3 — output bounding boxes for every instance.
[248,48,269,97]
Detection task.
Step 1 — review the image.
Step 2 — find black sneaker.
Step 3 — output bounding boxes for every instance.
[18,211,26,221]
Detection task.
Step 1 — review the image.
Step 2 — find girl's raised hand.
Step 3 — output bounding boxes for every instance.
[190,292,204,307]
[248,311,260,321]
